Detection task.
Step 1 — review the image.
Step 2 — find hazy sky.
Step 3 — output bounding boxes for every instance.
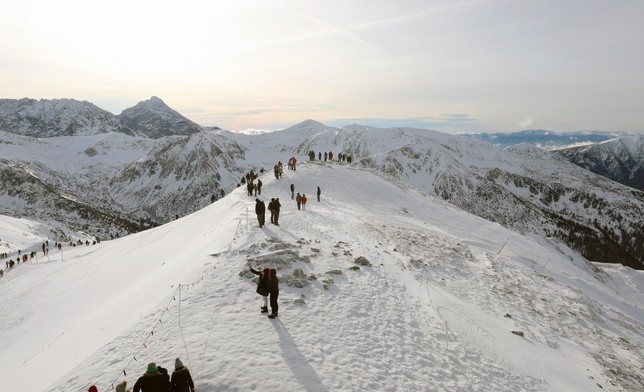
[1,0,643,132]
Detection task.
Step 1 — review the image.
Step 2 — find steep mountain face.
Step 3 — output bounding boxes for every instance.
[0,130,248,235]
[556,136,644,191]
[118,96,204,139]
[97,132,247,221]
[0,159,140,240]
[0,98,134,137]
[0,96,208,139]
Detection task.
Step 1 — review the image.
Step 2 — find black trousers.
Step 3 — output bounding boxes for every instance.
[269,291,279,314]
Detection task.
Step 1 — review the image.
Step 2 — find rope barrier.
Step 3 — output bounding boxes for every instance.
[104,207,244,390]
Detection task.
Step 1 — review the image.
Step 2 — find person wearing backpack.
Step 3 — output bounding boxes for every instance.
[133,362,169,391]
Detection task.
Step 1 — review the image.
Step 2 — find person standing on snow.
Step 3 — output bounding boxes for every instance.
[273,198,281,225]
[296,193,302,210]
[301,194,308,210]
[171,358,195,392]
[250,267,270,313]
[267,268,279,318]
[290,184,295,199]
[268,198,276,224]
[133,362,169,392]
[255,199,266,228]
[317,186,321,202]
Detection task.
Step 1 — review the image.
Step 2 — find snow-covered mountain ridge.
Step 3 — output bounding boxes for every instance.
[556,136,644,191]
[1,97,643,268]
[0,162,641,391]
[1,116,643,269]
[0,96,206,139]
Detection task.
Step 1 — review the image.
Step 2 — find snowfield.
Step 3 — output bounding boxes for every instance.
[0,162,642,391]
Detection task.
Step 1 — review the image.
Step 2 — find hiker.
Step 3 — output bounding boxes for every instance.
[133,362,170,392]
[273,198,281,225]
[296,193,302,210]
[171,358,195,392]
[317,186,321,202]
[268,198,276,224]
[257,179,263,195]
[255,199,266,228]
[88,386,98,392]
[290,184,295,199]
[250,267,270,313]
[116,381,131,392]
[267,268,279,318]
[301,194,308,210]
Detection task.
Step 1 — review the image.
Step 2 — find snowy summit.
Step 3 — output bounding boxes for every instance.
[0,160,641,391]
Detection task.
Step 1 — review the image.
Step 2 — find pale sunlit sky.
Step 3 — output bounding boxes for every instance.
[1,0,643,132]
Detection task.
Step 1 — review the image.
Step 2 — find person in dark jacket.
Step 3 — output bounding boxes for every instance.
[273,198,281,225]
[268,198,276,224]
[255,199,266,228]
[171,358,195,392]
[296,193,302,210]
[290,184,295,199]
[317,186,321,202]
[250,267,270,312]
[133,362,169,392]
[267,268,279,318]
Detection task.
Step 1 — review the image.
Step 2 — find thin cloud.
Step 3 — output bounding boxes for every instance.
[518,116,534,128]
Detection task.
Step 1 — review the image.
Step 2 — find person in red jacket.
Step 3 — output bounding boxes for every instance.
[301,194,308,210]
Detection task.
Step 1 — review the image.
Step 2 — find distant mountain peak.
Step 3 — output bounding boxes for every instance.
[118,97,204,139]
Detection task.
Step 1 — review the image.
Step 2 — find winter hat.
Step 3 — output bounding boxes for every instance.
[175,357,184,369]
[88,386,98,392]
[146,362,158,373]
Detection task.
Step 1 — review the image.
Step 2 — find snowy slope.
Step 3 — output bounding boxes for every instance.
[0,162,641,391]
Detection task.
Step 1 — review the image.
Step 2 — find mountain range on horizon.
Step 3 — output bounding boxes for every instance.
[0,97,643,271]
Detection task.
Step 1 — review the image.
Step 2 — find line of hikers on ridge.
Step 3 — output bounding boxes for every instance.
[307,150,353,163]
[0,239,102,279]
[87,358,194,392]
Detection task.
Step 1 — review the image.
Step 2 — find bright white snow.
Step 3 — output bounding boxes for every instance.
[0,161,642,391]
